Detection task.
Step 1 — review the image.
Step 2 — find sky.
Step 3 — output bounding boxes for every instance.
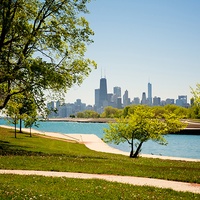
[65,0,200,105]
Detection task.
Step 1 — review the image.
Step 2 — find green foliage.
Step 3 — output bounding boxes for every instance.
[0,0,96,110]
[77,110,100,118]
[189,104,200,119]
[101,106,123,118]
[164,104,189,119]
[189,84,200,119]
[191,83,200,105]
[3,93,38,136]
[104,105,186,158]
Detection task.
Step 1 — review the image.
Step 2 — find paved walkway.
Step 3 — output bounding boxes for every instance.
[0,170,200,194]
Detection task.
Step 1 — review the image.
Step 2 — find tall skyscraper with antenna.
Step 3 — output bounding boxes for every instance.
[99,77,108,107]
[147,82,152,105]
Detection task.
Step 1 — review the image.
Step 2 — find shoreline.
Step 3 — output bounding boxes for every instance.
[1,125,200,162]
[41,117,116,123]
[43,118,200,135]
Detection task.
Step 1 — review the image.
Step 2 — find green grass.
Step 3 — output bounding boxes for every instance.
[0,127,200,184]
[187,119,200,123]
[0,174,199,200]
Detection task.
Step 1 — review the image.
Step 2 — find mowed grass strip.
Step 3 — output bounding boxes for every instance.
[0,174,199,200]
[0,127,200,183]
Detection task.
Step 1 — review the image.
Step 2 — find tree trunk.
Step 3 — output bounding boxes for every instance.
[19,119,22,133]
[30,126,32,137]
[14,116,17,138]
[130,135,134,157]
[133,142,143,158]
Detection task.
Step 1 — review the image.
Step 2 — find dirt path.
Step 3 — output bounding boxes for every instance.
[0,170,200,194]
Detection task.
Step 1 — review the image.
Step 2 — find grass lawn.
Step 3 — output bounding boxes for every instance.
[0,127,200,185]
[0,127,200,199]
[0,174,199,200]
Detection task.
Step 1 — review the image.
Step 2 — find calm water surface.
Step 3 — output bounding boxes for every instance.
[1,119,199,159]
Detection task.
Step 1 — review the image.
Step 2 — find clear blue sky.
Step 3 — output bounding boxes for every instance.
[65,0,200,105]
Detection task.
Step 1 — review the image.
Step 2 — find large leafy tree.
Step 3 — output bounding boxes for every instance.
[0,0,96,110]
[104,105,186,158]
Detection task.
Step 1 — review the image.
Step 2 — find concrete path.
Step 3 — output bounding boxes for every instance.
[0,170,200,194]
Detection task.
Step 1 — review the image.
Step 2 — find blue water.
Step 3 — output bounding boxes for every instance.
[1,118,200,159]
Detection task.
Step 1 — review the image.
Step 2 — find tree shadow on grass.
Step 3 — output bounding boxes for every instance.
[0,140,46,156]
[0,140,108,160]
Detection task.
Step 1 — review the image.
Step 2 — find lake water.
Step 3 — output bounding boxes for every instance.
[1,119,200,159]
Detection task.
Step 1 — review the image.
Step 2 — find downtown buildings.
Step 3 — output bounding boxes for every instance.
[47,77,189,117]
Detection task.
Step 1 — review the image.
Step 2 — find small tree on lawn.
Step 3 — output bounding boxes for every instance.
[3,94,26,137]
[104,105,186,158]
[4,93,38,137]
[22,95,38,137]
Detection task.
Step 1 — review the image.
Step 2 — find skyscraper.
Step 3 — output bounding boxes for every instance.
[176,95,188,107]
[99,77,108,107]
[123,90,130,107]
[147,82,152,106]
[95,89,100,108]
[113,86,121,97]
[113,86,121,107]
[141,92,147,104]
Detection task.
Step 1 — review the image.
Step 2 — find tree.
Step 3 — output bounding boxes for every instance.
[104,105,186,158]
[189,84,200,119]
[3,92,38,137]
[3,94,24,138]
[21,94,38,137]
[101,106,123,118]
[191,83,200,105]
[77,110,100,118]
[164,104,188,119]
[0,0,96,111]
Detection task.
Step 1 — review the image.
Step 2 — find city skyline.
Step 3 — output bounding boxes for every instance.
[67,76,189,106]
[64,0,200,105]
[47,77,189,118]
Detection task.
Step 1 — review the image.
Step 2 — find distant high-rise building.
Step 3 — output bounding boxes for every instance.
[123,90,130,107]
[176,95,188,107]
[95,89,100,108]
[147,82,152,106]
[141,92,147,104]
[107,93,113,105]
[153,96,161,106]
[133,97,140,105]
[166,98,174,105]
[47,101,55,118]
[113,86,121,106]
[56,100,62,117]
[116,97,122,109]
[99,78,108,107]
[113,86,121,97]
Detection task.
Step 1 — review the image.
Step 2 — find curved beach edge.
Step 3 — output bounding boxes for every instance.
[1,125,200,162]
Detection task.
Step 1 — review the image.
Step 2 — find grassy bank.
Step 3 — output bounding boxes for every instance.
[0,127,200,184]
[0,174,199,200]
